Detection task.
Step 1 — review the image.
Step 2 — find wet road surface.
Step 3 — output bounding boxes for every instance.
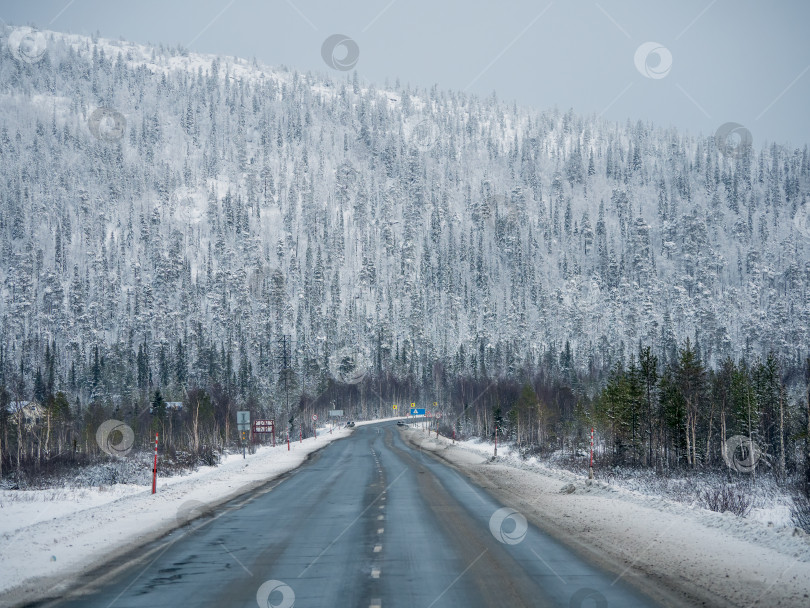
[35,422,661,608]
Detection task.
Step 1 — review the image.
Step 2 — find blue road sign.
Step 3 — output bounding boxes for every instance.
[410,408,425,416]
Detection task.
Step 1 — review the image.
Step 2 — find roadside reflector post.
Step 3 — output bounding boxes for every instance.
[589,427,594,479]
[299,428,302,443]
[494,423,498,458]
[287,431,290,451]
[152,432,158,494]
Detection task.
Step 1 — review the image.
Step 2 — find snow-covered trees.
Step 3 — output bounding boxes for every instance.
[0,29,809,477]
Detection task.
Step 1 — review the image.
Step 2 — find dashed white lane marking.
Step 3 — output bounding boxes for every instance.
[377,528,384,534]
[374,544,382,553]
[377,515,384,520]
[371,567,381,579]
[378,505,385,509]
[370,598,382,607]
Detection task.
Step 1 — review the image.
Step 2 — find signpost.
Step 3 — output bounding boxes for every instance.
[253,419,275,447]
[237,411,250,459]
[329,409,342,436]
[253,419,275,433]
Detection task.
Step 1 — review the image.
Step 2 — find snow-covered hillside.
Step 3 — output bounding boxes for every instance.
[1,26,809,410]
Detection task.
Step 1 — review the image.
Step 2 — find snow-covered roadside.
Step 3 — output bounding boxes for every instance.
[0,426,351,606]
[356,415,406,426]
[403,427,810,607]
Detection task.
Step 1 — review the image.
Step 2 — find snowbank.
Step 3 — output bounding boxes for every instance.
[0,428,351,605]
[356,415,406,426]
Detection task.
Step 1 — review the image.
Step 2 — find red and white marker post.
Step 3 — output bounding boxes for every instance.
[589,427,594,479]
[287,431,290,451]
[312,414,318,439]
[152,432,158,494]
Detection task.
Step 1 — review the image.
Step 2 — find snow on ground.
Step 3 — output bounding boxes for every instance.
[421,430,803,531]
[0,426,351,604]
[403,427,810,607]
[355,415,406,426]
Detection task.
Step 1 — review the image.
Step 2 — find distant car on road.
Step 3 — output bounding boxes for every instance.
[346,421,355,427]
[396,420,405,426]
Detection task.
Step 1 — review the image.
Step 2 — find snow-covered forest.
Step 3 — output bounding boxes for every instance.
[1,29,809,484]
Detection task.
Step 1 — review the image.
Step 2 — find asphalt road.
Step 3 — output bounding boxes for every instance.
[38,422,661,608]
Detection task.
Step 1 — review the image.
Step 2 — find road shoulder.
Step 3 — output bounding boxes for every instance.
[0,429,351,607]
[400,427,810,608]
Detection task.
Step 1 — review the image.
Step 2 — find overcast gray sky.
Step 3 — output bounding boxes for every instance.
[3,0,808,146]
